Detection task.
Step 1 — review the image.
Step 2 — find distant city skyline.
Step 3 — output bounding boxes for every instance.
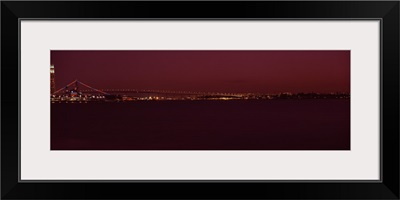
[51,50,350,94]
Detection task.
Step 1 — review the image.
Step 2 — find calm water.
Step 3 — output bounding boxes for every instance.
[51,100,350,150]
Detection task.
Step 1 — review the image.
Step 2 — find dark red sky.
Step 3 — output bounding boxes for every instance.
[51,50,350,93]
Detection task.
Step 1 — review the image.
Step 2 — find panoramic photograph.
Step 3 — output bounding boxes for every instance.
[50,50,350,150]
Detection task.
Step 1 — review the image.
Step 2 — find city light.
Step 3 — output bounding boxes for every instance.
[50,79,350,103]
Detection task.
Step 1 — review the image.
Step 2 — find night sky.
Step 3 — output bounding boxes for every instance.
[51,50,350,94]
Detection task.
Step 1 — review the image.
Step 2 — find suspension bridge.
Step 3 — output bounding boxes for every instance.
[52,80,247,97]
[50,80,244,102]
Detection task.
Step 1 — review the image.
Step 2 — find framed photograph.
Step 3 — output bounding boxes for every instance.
[2,1,399,199]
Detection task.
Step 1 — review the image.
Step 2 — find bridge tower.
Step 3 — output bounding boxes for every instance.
[50,65,56,94]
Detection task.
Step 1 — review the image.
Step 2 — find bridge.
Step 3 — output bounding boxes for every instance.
[52,80,246,97]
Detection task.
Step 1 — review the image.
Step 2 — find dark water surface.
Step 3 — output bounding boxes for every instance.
[51,100,350,150]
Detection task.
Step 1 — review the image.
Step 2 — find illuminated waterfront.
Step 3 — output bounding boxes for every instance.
[51,92,350,102]
[50,80,350,102]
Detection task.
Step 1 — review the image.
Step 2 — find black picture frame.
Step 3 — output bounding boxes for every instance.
[2,1,399,199]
